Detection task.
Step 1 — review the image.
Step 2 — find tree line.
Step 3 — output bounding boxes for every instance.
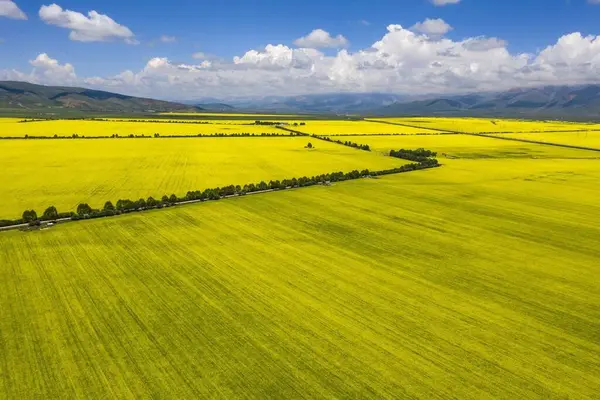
[1,132,299,140]
[311,135,371,151]
[1,152,440,229]
[254,121,306,126]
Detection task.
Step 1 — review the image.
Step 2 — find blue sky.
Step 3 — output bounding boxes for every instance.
[2,0,600,99]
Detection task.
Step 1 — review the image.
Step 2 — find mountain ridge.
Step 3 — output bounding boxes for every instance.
[0,81,200,113]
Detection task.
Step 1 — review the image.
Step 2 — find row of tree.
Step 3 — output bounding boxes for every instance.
[2,155,441,229]
[254,121,307,126]
[4,132,298,140]
[311,135,371,151]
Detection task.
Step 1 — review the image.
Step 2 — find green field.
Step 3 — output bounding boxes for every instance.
[0,137,403,220]
[1,148,599,398]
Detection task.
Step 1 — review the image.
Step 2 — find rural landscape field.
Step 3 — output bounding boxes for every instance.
[3,0,600,398]
[1,112,599,399]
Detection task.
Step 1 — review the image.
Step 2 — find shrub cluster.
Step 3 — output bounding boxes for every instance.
[389,148,438,164]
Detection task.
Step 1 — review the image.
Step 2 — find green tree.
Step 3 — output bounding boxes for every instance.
[103,201,115,212]
[147,197,158,207]
[22,209,38,223]
[42,206,59,220]
[169,194,178,203]
[77,203,92,216]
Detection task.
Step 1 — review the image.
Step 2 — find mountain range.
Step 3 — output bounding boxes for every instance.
[376,85,600,119]
[0,81,199,114]
[4,80,600,119]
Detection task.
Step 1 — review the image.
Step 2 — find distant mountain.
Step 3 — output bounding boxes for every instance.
[221,93,406,114]
[375,85,600,119]
[194,103,235,112]
[0,81,201,113]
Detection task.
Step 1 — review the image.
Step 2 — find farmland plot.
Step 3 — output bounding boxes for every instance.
[0,137,402,219]
[0,150,599,398]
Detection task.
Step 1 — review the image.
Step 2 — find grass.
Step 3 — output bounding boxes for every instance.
[0,137,403,220]
[0,119,283,137]
[489,131,600,149]
[0,147,599,398]
[374,117,600,133]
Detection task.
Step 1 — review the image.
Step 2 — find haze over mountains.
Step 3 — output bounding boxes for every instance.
[4,80,600,119]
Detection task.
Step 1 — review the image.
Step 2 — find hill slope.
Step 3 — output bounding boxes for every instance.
[0,81,200,113]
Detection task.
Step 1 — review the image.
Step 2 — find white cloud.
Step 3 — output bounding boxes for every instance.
[0,53,77,84]
[29,53,77,83]
[410,18,452,37]
[462,37,507,52]
[39,4,136,43]
[588,0,600,4]
[0,0,27,19]
[192,52,206,59]
[7,23,600,99]
[160,35,176,43]
[294,29,349,49]
[234,44,324,70]
[430,0,461,5]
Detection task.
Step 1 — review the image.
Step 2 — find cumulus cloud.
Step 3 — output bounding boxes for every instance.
[0,0,27,19]
[294,29,349,49]
[7,22,600,99]
[234,44,324,70]
[29,53,77,83]
[430,0,461,5]
[39,4,136,43]
[410,18,452,37]
[0,53,76,84]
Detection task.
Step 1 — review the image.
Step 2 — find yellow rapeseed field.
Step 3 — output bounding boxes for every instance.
[159,112,304,117]
[0,143,598,398]
[0,119,283,137]
[373,117,600,133]
[333,133,600,160]
[489,131,600,149]
[0,137,403,219]
[292,120,441,135]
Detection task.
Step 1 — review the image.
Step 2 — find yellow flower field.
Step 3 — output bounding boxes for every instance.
[0,119,283,137]
[0,137,403,219]
[331,133,600,160]
[373,117,600,133]
[488,131,600,149]
[1,145,598,398]
[291,120,441,135]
